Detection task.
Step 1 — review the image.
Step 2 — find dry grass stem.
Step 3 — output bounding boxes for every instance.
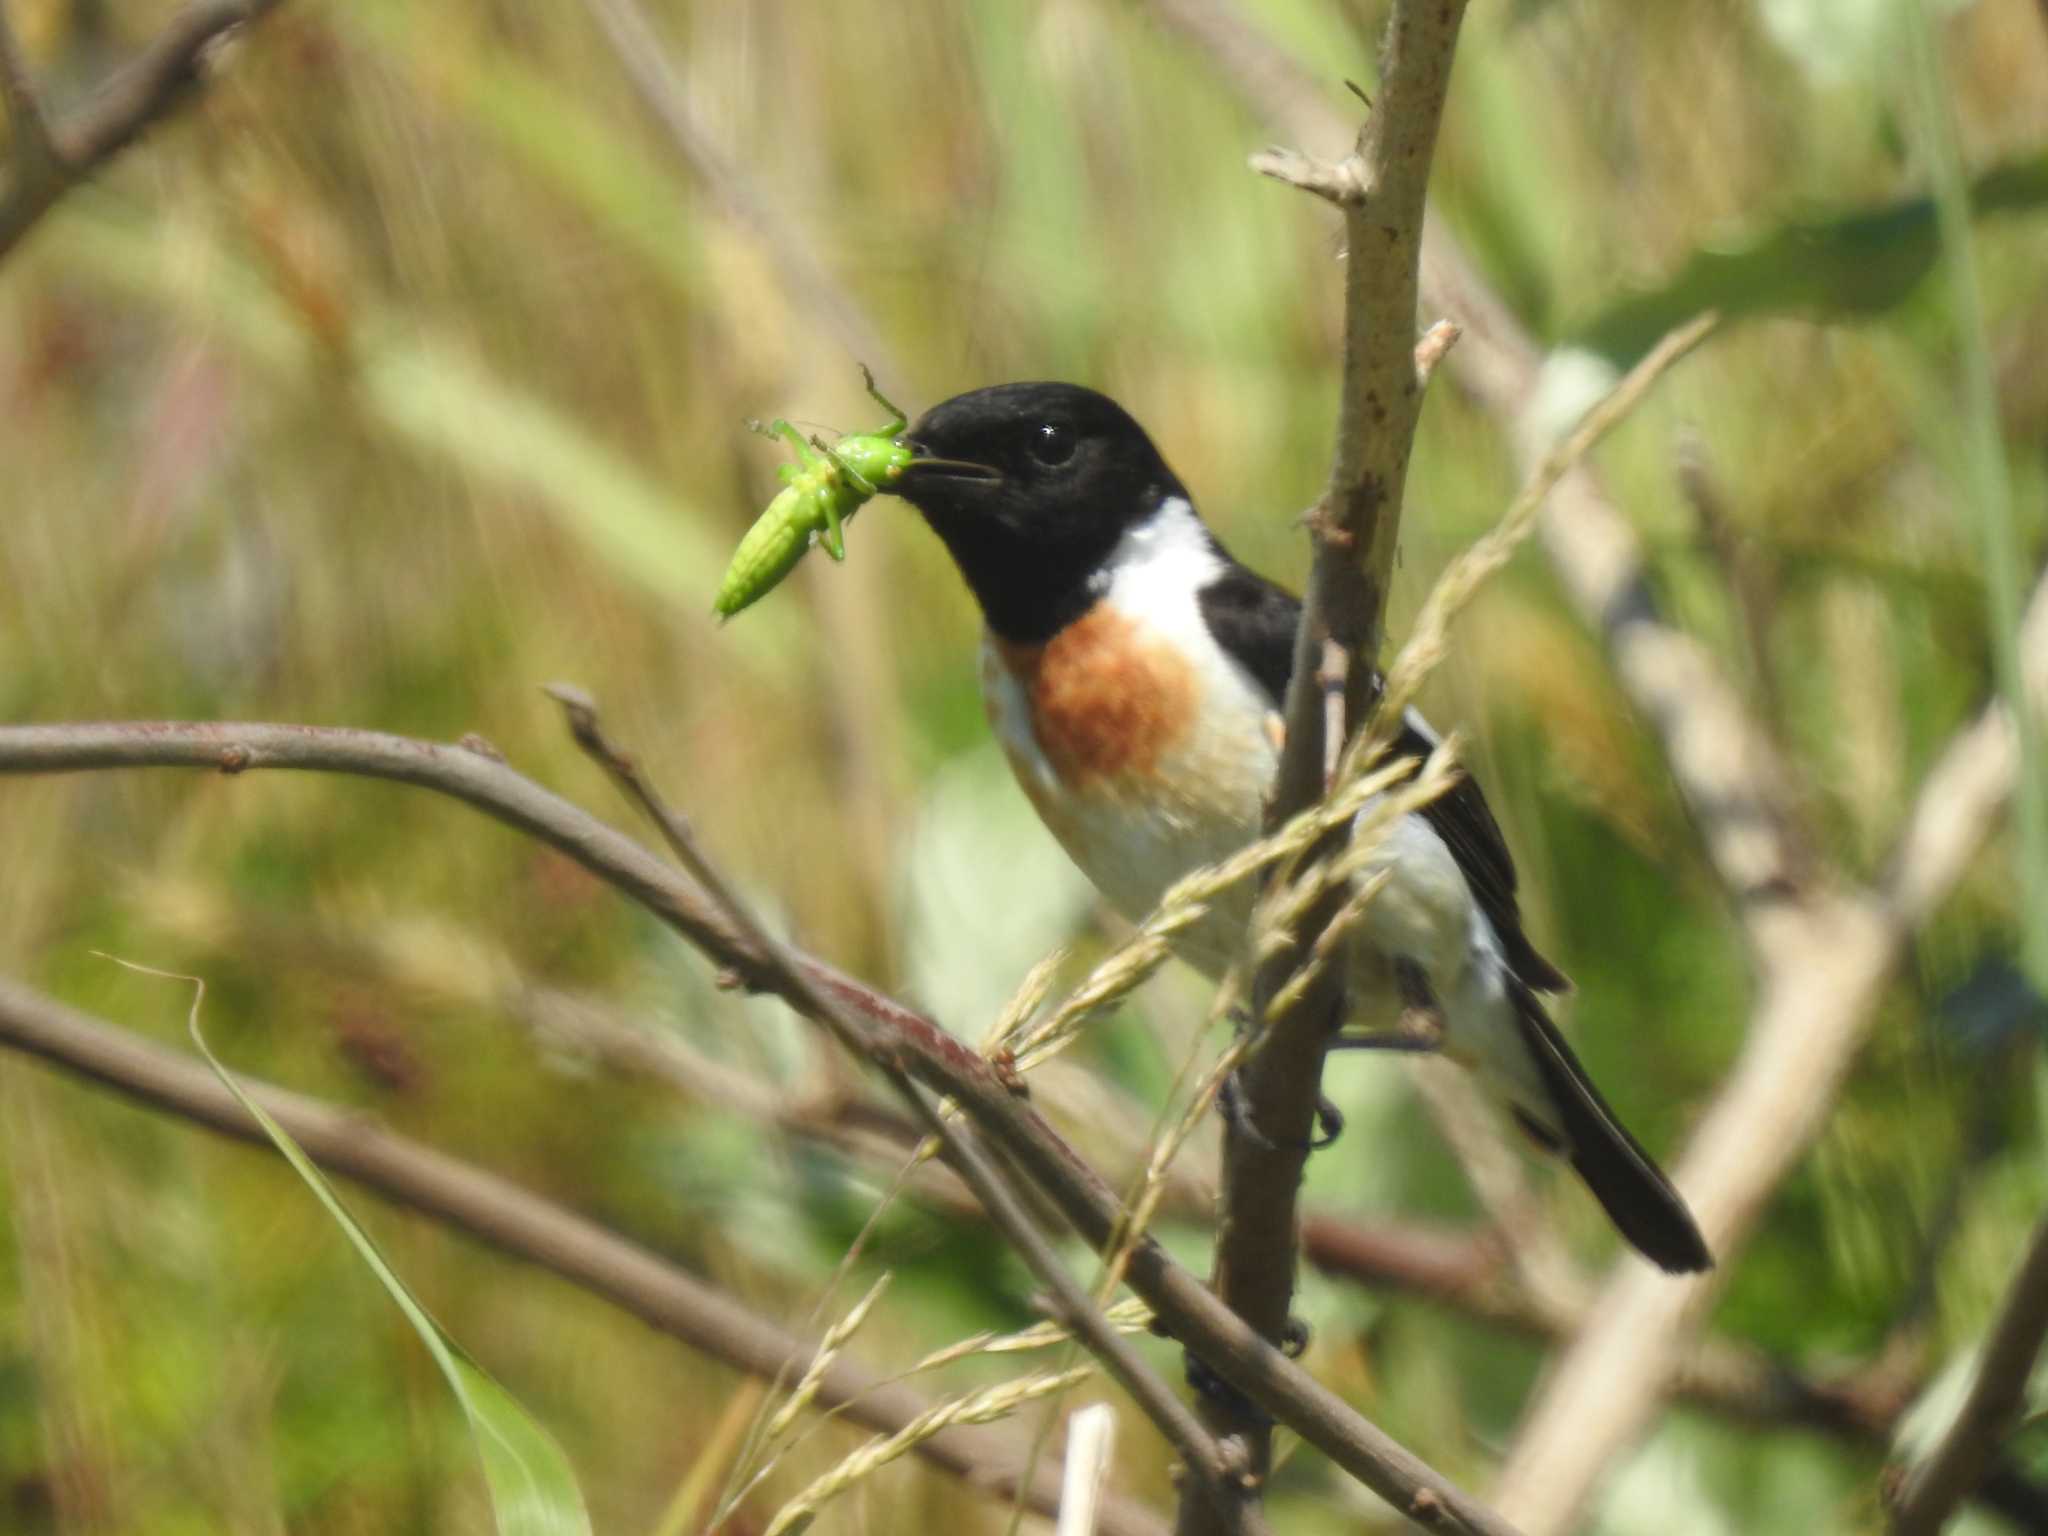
[1011,753,1421,1074]
[904,1300,1155,1377]
[989,948,1074,1050]
[761,1367,1099,1536]
[763,1275,895,1442]
[1368,311,1721,765]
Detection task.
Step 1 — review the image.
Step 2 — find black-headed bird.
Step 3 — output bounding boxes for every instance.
[894,381,1709,1274]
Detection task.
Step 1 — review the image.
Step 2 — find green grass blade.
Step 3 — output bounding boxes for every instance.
[1908,3,2048,987]
[110,960,593,1536]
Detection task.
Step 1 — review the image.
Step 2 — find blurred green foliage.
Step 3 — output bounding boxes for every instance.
[2,0,2047,1532]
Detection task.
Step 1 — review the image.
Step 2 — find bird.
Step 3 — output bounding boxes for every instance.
[892,380,1711,1274]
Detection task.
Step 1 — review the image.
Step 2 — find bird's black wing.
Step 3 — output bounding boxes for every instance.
[1195,561,1301,706]
[1196,563,1569,993]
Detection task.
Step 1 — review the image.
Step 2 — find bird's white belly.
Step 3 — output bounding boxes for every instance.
[981,620,1500,1041]
[979,622,1273,976]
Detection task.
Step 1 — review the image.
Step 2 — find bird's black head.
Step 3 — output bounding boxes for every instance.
[896,382,1191,643]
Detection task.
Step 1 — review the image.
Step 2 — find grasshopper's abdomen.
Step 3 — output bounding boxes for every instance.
[714,484,815,618]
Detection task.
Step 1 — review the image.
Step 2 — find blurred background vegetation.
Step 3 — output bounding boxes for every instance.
[2,0,2047,1530]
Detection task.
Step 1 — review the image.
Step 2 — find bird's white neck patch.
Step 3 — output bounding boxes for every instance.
[1092,497,1225,625]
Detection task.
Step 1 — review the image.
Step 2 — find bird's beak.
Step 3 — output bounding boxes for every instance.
[897,436,1003,488]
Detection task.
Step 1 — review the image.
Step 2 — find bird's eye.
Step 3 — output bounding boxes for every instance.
[1028,422,1075,468]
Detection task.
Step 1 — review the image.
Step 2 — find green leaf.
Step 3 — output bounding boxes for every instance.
[1568,152,2048,368]
[111,960,594,1536]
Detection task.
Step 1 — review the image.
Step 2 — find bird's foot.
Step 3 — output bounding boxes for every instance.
[1218,1067,1346,1152]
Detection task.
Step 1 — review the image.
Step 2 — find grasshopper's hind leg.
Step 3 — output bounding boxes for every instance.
[816,485,848,561]
[858,364,907,435]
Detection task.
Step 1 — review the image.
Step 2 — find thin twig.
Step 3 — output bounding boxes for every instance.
[0,973,1166,1536]
[1889,1215,2048,1532]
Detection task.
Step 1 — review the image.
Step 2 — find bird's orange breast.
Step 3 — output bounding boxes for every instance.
[988,602,1201,790]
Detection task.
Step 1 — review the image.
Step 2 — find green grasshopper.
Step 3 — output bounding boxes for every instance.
[713,367,914,619]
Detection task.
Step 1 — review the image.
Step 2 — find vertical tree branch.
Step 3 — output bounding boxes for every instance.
[1189,4,1471,1530]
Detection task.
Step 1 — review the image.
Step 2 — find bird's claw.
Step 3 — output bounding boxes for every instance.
[1219,1068,1346,1152]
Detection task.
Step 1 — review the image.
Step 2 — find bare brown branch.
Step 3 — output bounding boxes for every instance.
[0,0,283,260]
[1889,1215,2048,1533]
[1493,563,2048,1530]
[1193,6,1473,1530]
[0,972,1167,1536]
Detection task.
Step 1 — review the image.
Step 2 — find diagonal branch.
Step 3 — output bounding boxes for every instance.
[0,719,1516,1536]
[0,972,1168,1536]
[0,3,58,175]
[1491,562,2048,1530]
[541,686,1241,1509]
[1193,5,1471,1527]
[0,0,284,260]
[1888,1213,2048,1533]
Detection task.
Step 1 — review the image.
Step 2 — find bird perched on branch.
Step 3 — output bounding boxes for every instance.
[894,380,1710,1274]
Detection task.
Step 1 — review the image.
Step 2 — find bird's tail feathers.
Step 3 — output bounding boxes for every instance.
[1505,981,1712,1274]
